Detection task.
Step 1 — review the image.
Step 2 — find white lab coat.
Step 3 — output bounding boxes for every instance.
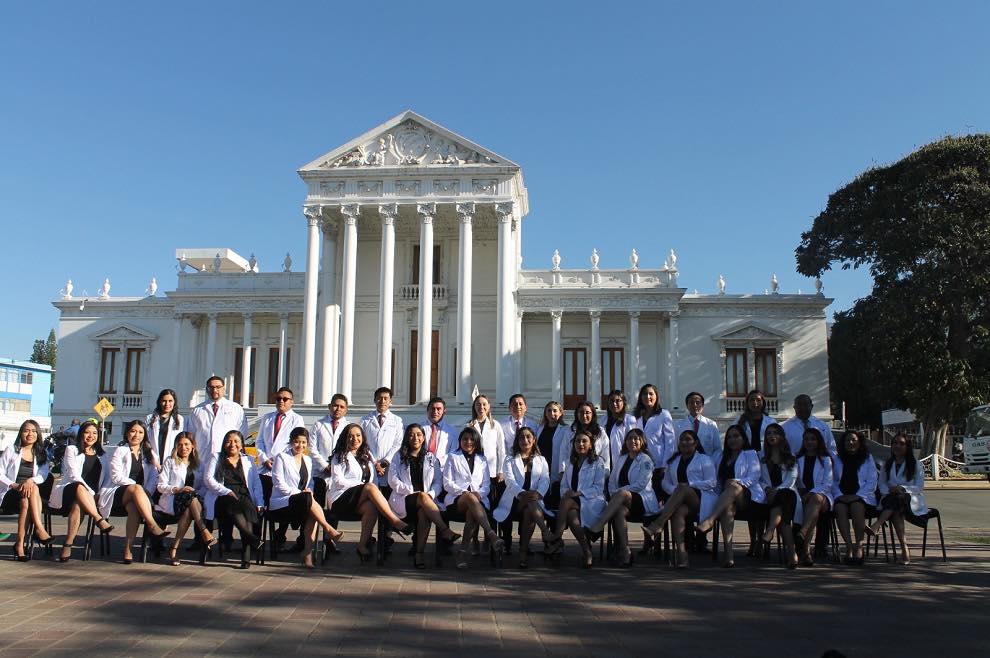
[559,456,607,526]
[187,398,248,456]
[310,415,349,474]
[716,449,765,504]
[878,459,928,516]
[494,454,550,522]
[569,426,612,474]
[637,410,676,468]
[327,453,373,505]
[760,458,803,524]
[795,455,835,509]
[145,413,185,467]
[202,452,264,520]
[269,451,315,511]
[782,416,837,456]
[360,410,404,484]
[832,456,879,507]
[500,416,539,456]
[537,423,571,481]
[155,456,202,516]
[607,452,660,516]
[466,418,506,478]
[663,452,718,521]
[604,414,639,469]
[0,446,50,501]
[255,409,306,474]
[49,445,98,510]
[419,418,458,467]
[674,414,723,463]
[97,446,159,518]
[736,414,777,453]
[387,452,442,518]
[441,450,491,510]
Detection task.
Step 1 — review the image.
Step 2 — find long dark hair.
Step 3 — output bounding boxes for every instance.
[14,419,47,466]
[568,430,598,467]
[838,429,869,470]
[214,430,245,481]
[169,431,200,470]
[74,420,105,456]
[633,384,663,420]
[717,424,750,481]
[620,427,647,456]
[668,429,703,465]
[606,389,628,421]
[738,389,767,423]
[331,423,372,471]
[762,423,796,469]
[570,400,602,436]
[796,427,830,462]
[884,432,917,482]
[457,427,484,455]
[153,388,181,429]
[511,426,540,458]
[119,419,155,464]
[399,423,427,466]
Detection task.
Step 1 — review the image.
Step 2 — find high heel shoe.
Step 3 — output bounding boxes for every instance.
[167,546,181,567]
[414,552,426,569]
[619,550,634,569]
[199,527,218,550]
[581,526,603,544]
[14,545,28,562]
[151,527,172,539]
[581,551,593,569]
[33,531,55,548]
[356,545,373,563]
[122,556,133,565]
[96,517,115,535]
[325,526,345,542]
[301,553,315,569]
[442,528,461,544]
[455,549,469,569]
[390,521,411,538]
[57,544,73,563]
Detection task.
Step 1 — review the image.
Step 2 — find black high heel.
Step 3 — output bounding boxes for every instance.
[33,532,55,548]
[619,550,634,569]
[582,526,603,544]
[356,546,372,563]
[414,552,426,569]
[391,521,411,539]
[57,544,73,563]
[96,517,115,535]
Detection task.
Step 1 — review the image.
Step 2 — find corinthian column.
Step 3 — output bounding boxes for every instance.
[456,202,474,404]
[416,203,435,404]
[301,205,322,403]
[339,204,360,400]
[495,201,514,403]
[378,204,398,389]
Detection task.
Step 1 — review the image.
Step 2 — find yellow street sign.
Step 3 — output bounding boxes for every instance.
[93,397,115,420]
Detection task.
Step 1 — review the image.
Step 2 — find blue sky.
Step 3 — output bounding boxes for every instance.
[2,1,988,360]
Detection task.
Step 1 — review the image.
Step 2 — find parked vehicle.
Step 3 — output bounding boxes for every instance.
[962,405,990,480]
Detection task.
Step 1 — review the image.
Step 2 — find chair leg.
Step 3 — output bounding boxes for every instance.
[936,513,947,562]
[711,523,720,562]
[26,518,36,561]
[83,516,95,561]
[376,516,385,566]
[140,523,150,563]
[922,517,929,558]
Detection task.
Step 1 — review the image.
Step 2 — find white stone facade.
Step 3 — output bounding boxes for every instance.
[51,111,831,433]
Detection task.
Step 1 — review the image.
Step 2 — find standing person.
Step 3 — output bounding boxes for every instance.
[0,420,55,560]
[441,427,503,569]
[759,423,800,568]
[493,426,552,568]
[145,389,184,471]
[675,392,722,463]
[421,397,456,466]
[603,390,638,474]
[360,387,404,486]
[584,428,659,568]
[98,420,169,564]
[466,393,507,554]
[536,400,569,508]
[832,430,878,565]
[644,430,718,569]
[187,376,248,456]
[255,387,306,550]
[156,432,216,566]
[571,401,611,473]
[547,431,607,569]
[868,433,926,565]
[633,383,674,552]
[500,394,538,457]
[49,420,114,562]
[204,430,265,569]
[695,425,765,567]
[736,389,775,454]
[311,393,350,481]
[782,394,837,456]
[795,427,834,566]
[270,428,344,569]
[387,424,461,568]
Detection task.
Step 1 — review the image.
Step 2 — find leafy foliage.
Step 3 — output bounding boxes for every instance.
[29,328,57,391]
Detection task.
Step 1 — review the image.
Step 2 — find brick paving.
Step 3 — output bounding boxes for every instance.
[1,491,987,657]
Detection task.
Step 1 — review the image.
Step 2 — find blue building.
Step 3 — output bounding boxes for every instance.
[0,358,54,451]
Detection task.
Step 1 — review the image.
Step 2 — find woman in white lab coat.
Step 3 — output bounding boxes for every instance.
[155,432,216,565]
[145,388,184,470]
[0,419,55,560]
[735,389,776,454]
[50,420,114,562]
[832,429,879,565]
[695,424,765,567]
[584,428,659,568]
[868,433,926,565]
[644,429,718,568]
[271,427,343,568]
[388,423,461,568]
[795,427,834,566]
[547,431,607,569]
[571,401,610,474]
[536,400,569,510]
[493,426,551,568]
[442,427,503,569]
[603,390,638,476]
[759,423,799,568]
[328,423,411,563]
[98,419,169,564]
[204,430,265,568]
[633,384,675,553]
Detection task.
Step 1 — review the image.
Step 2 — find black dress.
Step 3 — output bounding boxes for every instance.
[171,464,202,518]
[766,461,797,522]
[60,453,102,516]
[111,453,146,515]
[402,457,427,524]
[334,461,372,516]
[214,458,259,525]
[617,456,645,517]
[0,459,39,512]
[283,459,314,526]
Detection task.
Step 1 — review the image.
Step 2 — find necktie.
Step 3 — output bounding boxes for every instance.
[516,420,522,433]
[378,414,385,428]
[331,418,338,433]
[274,413,284,437]
[212,402,218,416]
[693,417,699,434]
[429,424,439,454]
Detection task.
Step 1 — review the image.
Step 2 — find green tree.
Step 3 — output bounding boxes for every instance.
[797,135,990,456]
[29,328,57,391]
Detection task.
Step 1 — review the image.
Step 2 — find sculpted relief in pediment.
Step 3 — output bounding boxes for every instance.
[320,120,496,169]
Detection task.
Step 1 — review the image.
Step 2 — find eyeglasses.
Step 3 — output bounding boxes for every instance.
[207,384,224,390]
[276,397,293,402]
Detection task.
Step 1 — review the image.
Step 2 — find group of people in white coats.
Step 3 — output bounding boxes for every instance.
[8,378,925,572]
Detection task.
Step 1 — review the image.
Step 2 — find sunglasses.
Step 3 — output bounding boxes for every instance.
[276,397,293,402]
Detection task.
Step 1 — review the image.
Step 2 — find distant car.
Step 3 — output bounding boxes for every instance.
[962,404,990,480]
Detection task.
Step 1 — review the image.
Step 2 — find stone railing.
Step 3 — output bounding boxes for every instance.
[176,271,304,292]
[95,393,151,412]
[726,397,779,415]
[399,284,448,301]
[518,268,678,289]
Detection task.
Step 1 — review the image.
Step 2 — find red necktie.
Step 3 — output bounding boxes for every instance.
[331,418,338,433]
[693,418,699,434]
[516,420,521,433]
[378,414,385,427]
[212,402,218,416]
[429,424,439,454]
[274,413,284,437]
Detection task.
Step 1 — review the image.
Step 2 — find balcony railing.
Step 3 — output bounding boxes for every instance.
[95,393,151,412]
[399,284,448,301]
[726,397,779,415]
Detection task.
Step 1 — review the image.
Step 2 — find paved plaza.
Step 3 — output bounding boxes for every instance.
[1,490,987,657]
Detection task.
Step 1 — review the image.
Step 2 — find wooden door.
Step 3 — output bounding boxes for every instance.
[563,347,586,410]
[600,347,625,408]
[409,330,440,404]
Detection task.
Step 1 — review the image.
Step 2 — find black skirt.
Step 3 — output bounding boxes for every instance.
[59,482,91,516]
[110,487,131,516]
[173,491,203,518]
[881,491,912,513]
[768,488,798,524]
[331,485,366,516]
[627,492,645,518]
[279,491,314,527]
[402,492,423,525]
[0,490,19,514]
[214,491,259,526]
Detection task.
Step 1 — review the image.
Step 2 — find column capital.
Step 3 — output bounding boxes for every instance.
[495,201,514,222]
[590,310,602,320]
[550,310,562,320]
[303,204,323,226]
[378,203,399,225]
[456,202,476,222]
[242,312,253,321]
[279,311,289,321]
[207,312,218,321]
[516,308,525,320]
[341,203,361,225]
[629,310,641,319]
[416,202,436,223]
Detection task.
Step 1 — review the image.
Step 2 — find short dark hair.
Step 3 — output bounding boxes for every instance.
[330,393,349,406]
[685,391,705,405]
[276,386,294,398]
[374,386,393,400]
[427,396,446,408]
[508,393,526,405]
[206,375,224,387]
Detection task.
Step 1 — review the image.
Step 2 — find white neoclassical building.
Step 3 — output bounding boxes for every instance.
[52,111,832,434]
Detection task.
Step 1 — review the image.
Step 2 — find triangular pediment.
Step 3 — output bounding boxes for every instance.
[89,323,158,342]
[713,322,790,343]
[299,110,519,171]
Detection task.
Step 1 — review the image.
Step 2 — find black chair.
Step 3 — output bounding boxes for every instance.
[711,505,768,563]
[605,511,662,565]
[442,505,503,568]
[325,508,385,566]
[869,508,947,563]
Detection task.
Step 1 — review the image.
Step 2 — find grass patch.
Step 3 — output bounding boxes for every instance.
[958,535,990,545]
